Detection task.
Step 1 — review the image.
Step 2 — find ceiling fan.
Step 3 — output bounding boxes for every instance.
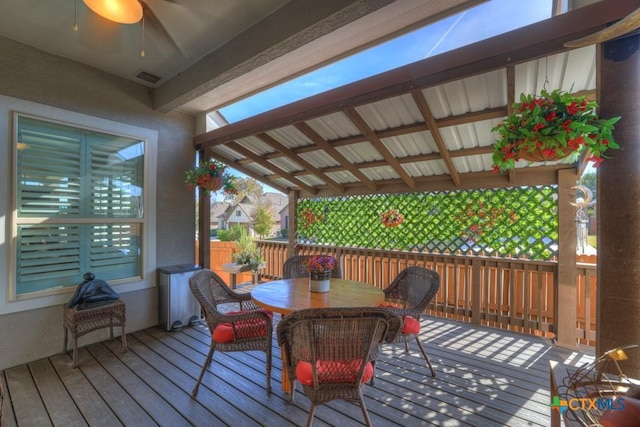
[78,0,183,57]
[564,6,640,48]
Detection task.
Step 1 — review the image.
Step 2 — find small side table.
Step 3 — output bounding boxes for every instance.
[221,262,266,289]
[63,300,127,367]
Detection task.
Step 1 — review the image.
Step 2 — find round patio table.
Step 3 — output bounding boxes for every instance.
[250,277,384,316]
[251,277,385,393]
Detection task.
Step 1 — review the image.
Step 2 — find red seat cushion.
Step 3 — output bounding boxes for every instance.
[212,310,273,343]
[295,359,374,385]
[378,303,421,335]
[402,316,420,334]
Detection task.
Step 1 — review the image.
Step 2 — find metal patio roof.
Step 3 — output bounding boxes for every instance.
[194,1,637,198]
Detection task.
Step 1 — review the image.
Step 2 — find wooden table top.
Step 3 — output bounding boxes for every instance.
[250,278,385,315]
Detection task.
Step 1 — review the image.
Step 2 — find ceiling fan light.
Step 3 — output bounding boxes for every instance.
[83,0,143,24]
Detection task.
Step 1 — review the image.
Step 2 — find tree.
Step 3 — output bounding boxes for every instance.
[231,177,264,203]
[252,205,275,238]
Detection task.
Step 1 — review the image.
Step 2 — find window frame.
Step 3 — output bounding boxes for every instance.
[3,99,157,314]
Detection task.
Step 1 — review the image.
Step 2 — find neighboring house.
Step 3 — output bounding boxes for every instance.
[210,201,230,231]
[278,204,289,236]
[222,192,288,237]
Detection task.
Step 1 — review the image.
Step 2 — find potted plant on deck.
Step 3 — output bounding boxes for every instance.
[305,255,336,293]
[185,158,238,196]
[491,89,621,172]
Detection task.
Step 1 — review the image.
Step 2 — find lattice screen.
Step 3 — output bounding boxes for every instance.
[297,186,558,260]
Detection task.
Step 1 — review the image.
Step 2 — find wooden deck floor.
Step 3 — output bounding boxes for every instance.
[1,316,594,427]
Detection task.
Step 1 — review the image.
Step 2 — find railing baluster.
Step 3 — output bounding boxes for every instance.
[250,239,595,346]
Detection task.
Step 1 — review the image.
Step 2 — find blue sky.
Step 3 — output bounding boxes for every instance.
[212,0,558,197]
[219,0,555,123]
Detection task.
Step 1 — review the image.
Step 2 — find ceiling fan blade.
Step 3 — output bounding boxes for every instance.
[564,6,640,48]
[139,0,184,55]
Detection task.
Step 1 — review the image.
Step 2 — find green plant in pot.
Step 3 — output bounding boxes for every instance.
[491,89,621,172]
[233,231,263,271]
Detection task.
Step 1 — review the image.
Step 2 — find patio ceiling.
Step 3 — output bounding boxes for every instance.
[194,0,639,198]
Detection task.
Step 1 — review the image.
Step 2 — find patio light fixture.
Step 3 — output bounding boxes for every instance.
[82,0,143,24]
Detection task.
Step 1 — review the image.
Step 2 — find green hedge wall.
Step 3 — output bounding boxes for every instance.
[297,186,558,260]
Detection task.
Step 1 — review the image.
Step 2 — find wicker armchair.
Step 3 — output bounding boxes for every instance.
[188,269,272,397]
[277,307,402,427]
[381,266,440,377]
[282,255,342,279]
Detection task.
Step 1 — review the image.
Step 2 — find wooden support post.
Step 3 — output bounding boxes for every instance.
[197,149,211,269]
[288,190,298,258]
[598,34,640,376]
[556,169,578,349]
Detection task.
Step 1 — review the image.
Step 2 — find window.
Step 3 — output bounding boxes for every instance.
[236,210,241,217]
[14,115,145,296]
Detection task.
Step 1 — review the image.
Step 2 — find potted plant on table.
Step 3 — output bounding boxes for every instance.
[491,89,621,172]
[185,158,238,196]
[305,255,336,293]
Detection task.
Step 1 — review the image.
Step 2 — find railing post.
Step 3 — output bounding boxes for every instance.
[471,258,481,325]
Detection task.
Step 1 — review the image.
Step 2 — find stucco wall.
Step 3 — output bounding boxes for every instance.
[0,36,196,370]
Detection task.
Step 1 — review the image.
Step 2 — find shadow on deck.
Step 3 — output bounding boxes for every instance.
[1,316,594,426]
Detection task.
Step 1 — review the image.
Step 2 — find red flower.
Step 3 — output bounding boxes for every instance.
[567,138,580,150]
[589,156,605,167]
[541,148,557,158]
[567,101,579,115]
[545,112,556,122]
[533,123,545,132]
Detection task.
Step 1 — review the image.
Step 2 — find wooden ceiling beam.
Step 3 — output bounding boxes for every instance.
[225,141,318,194]
[206,150,291,194]
[411,90,461,187]
[297,165,571,198]
[194,0,636,150]
[294,122,378,191]
[343,107,415,189]
[289,146,494,176]
[256,132,346,194]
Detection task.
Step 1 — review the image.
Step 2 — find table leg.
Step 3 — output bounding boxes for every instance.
[229,273,237,289]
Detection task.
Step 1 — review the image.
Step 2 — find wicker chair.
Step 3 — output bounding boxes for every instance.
[277,307,402,427]
[381,266,441,377]
[188,269,272,397]
[282,255,342,279]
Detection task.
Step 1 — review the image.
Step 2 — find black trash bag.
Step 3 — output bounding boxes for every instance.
[66,272,119,310]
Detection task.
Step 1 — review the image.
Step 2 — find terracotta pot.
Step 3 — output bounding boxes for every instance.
[518,145,576,162]
[201,176,223,192]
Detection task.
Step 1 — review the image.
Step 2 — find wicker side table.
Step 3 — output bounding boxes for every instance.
[62,300,127,367]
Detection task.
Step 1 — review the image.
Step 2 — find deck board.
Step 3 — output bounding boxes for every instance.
[48,353,122,427]
[29,358,86,427]
[1,316,593,426]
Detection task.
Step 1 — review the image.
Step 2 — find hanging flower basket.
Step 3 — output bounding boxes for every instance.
[517,144,576,162]
[491,89,621,172]
[201,176,224,192]
[184,159,238,196]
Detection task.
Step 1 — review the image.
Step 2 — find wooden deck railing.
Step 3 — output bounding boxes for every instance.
[200,239,597,347]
